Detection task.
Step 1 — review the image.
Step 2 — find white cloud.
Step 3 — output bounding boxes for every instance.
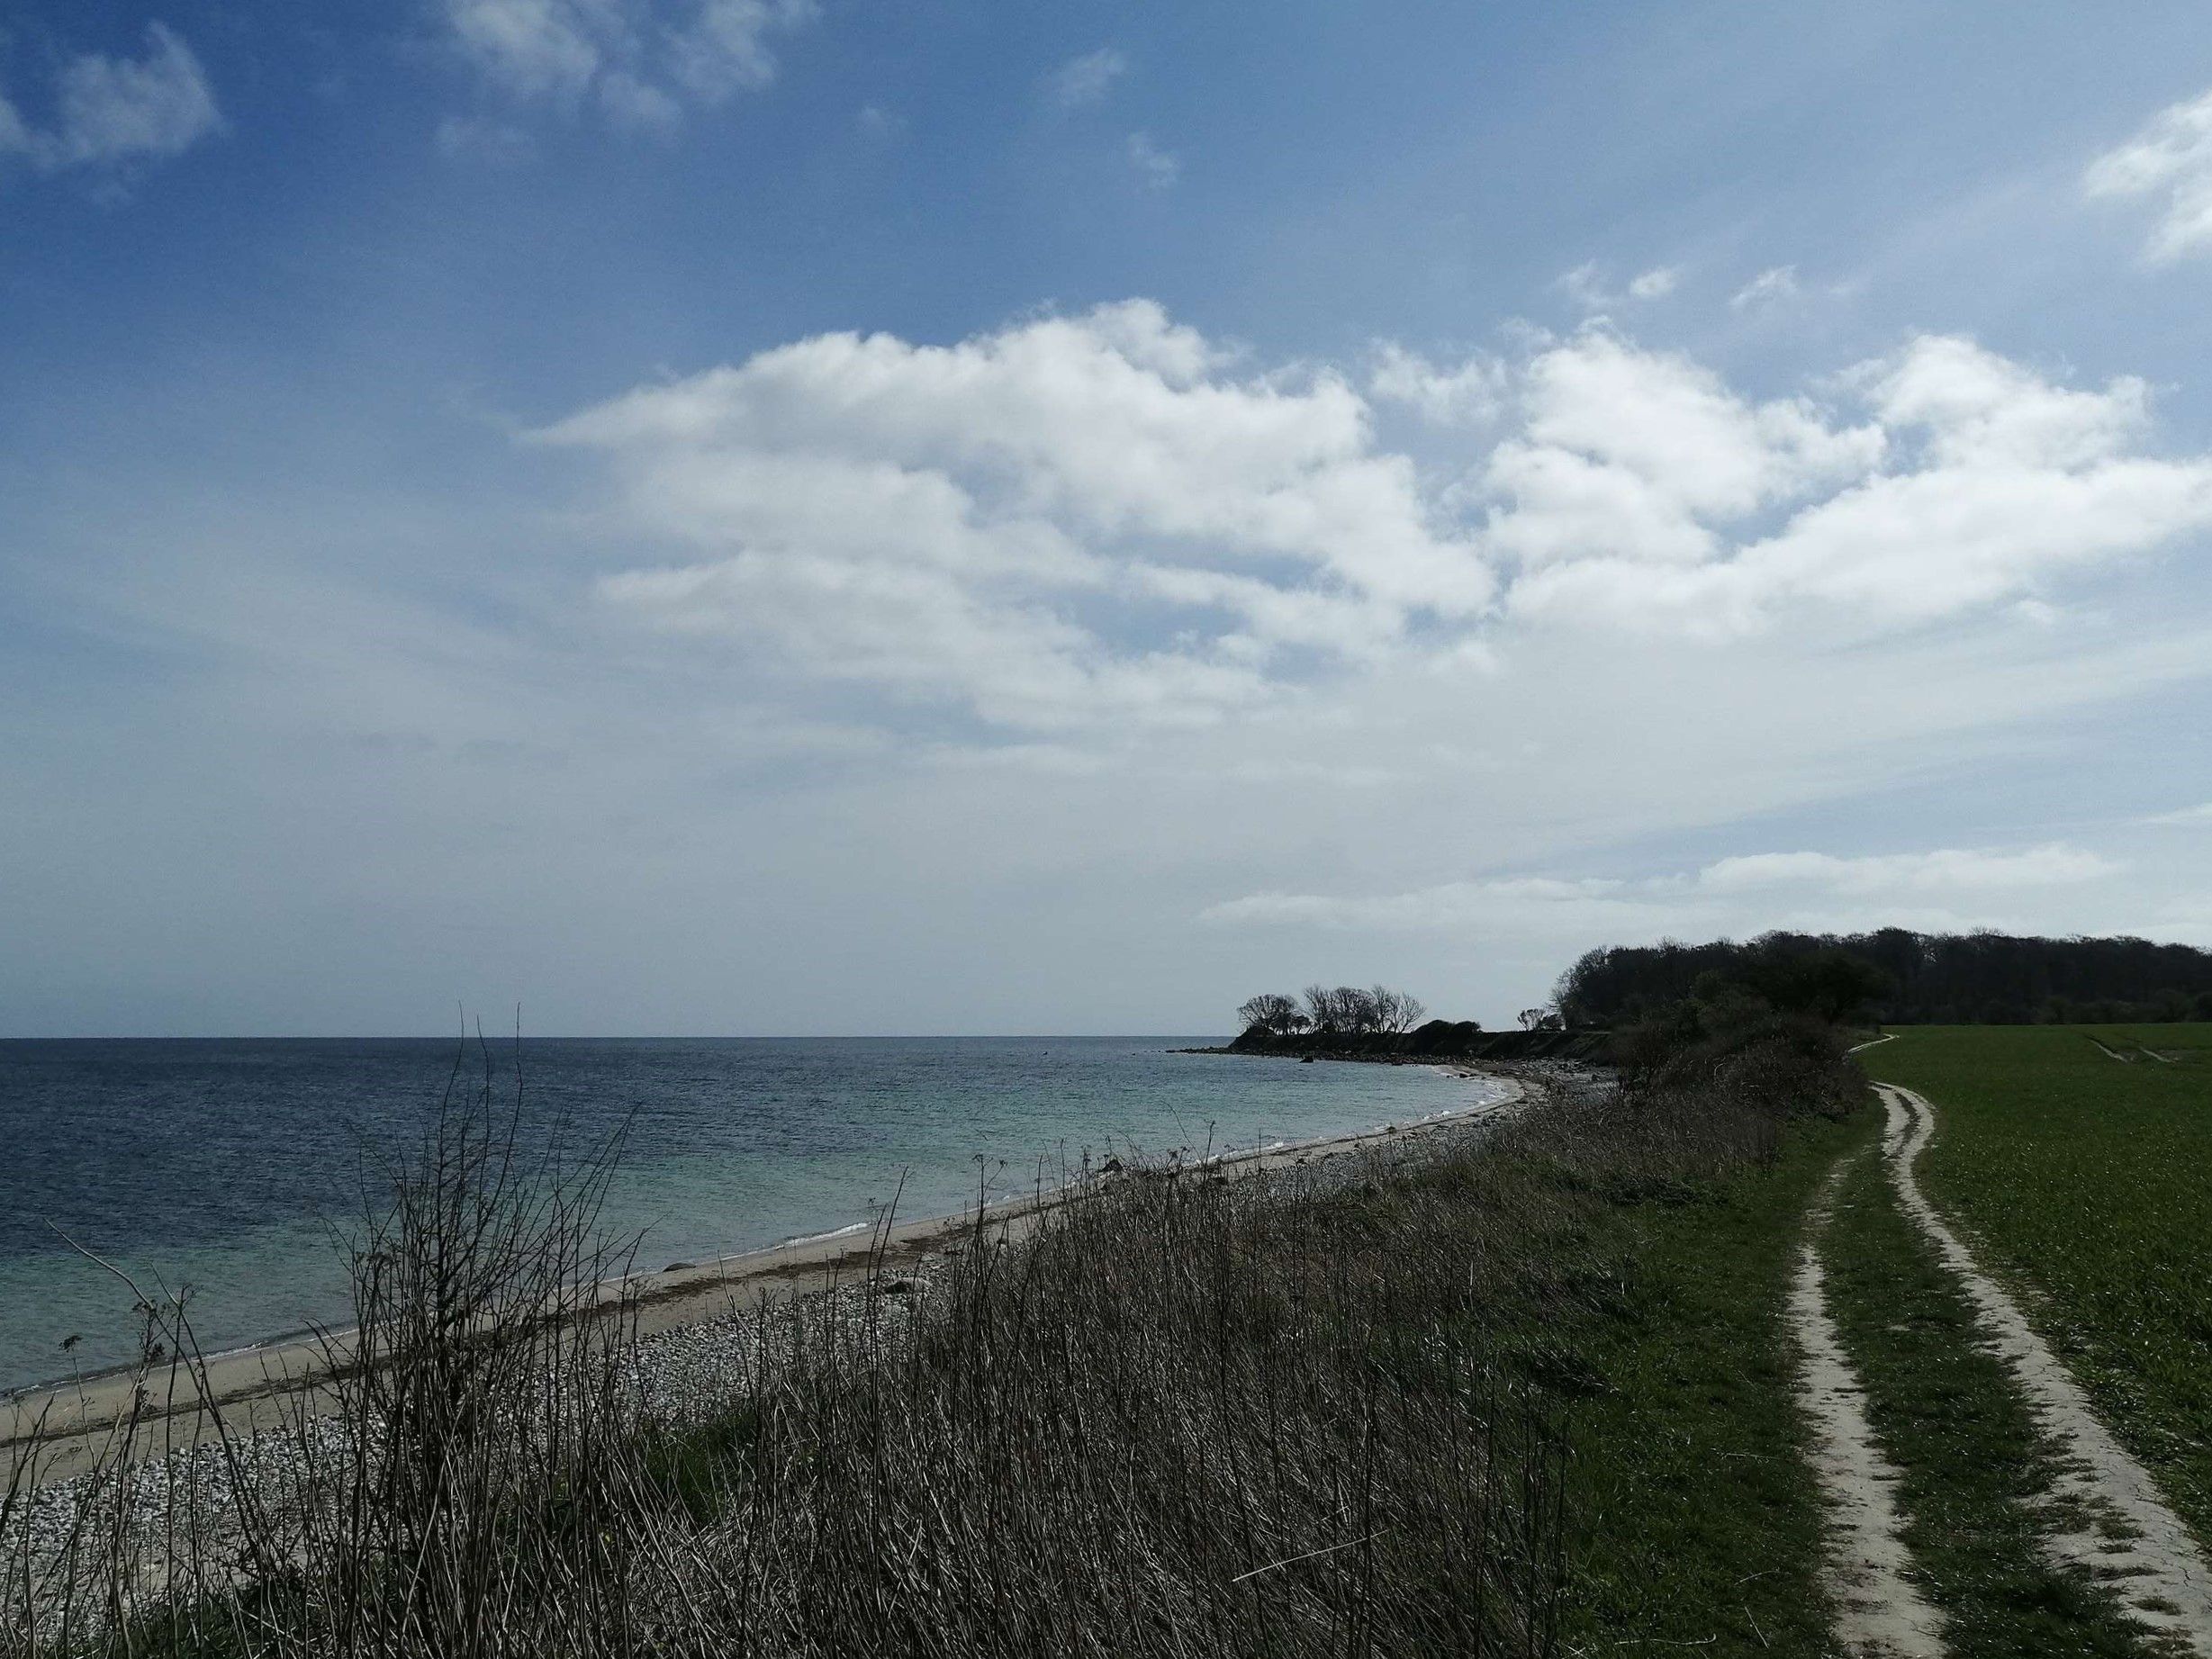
[440,0,816,127]
[1557,261,1679,311]
[1368,343,1505,427]
[533,303,2212,732]
[2084,86,2212,263]
[1556,262,1606,309]
[540,301,1487,730]
[446,0,600,99]
[2141,801,2212,825]
[1125,130,1178,189]
[1696,843,2117,894]
[1199,877,1630,932]
[1473,331,1884,582]
[1043,48,1128,111]
[1484,331,2212,635]
[1201,843,2118,934]
[672,0,813,99]
[1730,265,1801,311]
[0,23,221,176]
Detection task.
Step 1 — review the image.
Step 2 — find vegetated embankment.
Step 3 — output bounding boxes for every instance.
[2,1015,1883,1656]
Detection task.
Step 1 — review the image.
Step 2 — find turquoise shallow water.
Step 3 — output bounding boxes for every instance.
[0,1037,1494,1394]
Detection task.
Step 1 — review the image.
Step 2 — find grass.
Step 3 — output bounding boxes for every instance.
[4,1026,1874,1657]
[1546,1098,1864,1654]
[1860,1024,2212,1552]
[1821,1145,2150,1655]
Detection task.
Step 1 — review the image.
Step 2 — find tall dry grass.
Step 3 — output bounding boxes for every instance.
[3,1027,1848,1658]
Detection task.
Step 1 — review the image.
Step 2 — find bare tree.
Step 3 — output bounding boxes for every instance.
[1341,987,1382,1033]
[1371,987,1427,1034]
[1303,985,1425,1036]
[1304,984,1344,1033]
[1235,993,1305,1036]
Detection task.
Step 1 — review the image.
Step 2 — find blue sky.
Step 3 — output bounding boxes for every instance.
[6,1,2212,1034]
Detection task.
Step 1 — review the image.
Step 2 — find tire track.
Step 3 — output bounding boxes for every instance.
[1874,1083,2212,1652]
[1791,1151,1947,1656]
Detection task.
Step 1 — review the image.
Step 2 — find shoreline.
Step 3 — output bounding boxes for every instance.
[2,1063,1523,1488]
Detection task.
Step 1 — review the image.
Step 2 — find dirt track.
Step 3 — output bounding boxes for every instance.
[1873,1082,2212,1652]
[1788,1151,1946,1657]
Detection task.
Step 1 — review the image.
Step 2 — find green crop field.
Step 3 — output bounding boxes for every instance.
[1858,1024,2212,1549]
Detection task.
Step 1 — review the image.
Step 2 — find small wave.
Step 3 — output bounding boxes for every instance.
[776,1219,875,1249]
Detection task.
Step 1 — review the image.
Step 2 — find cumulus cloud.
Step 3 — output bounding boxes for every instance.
[541,301,1487,729]
[1482,332,2212,635]
[532,301,2212,733]
[0,23,221,176]
[2084,86,2212,263]
[1043,47,1128,111]
[1470,331,1884,583]
[1368,343,1506,427]
[1201,843,2118,933]
[441,0,816,127]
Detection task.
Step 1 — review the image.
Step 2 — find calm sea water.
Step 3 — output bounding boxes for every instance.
[0,1038,1491,1394]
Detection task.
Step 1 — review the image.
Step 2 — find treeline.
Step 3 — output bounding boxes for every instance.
[1556,928,2212,1028]
[1237,985,1428,1038]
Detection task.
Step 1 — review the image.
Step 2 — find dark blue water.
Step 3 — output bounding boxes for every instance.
[0,1038,1490,1394]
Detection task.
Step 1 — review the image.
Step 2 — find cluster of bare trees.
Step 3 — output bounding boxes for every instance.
[1236,985,1427,1038]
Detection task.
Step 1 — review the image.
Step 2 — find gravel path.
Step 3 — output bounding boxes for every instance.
[1875,1082,2212,1653]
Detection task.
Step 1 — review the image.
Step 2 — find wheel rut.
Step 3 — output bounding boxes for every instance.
[1873,1082,2212,1653]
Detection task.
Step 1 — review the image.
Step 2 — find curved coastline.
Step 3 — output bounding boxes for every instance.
[2,1064,1521,1488]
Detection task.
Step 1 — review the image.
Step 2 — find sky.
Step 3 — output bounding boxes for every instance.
[5,1,2212,1036]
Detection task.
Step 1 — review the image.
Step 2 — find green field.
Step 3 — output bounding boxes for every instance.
[1858,1024,2212,1548]
[1822,1147,2149,1654]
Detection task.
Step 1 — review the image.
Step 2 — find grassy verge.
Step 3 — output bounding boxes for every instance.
[1860,1026,2212,1548]
[1545,1097,1866,1654]
[1822,1146,2149,1656]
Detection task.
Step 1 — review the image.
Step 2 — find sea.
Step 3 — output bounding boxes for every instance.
[0,1037,1499,1395]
